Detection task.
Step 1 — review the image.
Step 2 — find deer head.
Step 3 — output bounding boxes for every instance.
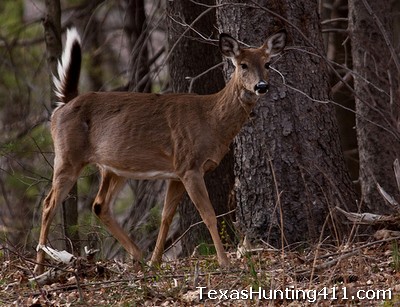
[219,30,286,96]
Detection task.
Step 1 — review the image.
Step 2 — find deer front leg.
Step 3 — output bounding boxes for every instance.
[150,180,186,265]
[93,170,142,260]
[181,170,230,267]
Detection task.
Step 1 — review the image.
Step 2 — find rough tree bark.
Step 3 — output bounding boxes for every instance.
[349,0,400,214]
[43,0,79,253]
[217,1,357,246]
[167,0,235,256]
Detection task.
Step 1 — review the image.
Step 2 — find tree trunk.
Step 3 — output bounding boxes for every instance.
[43,0,62,110]
[349,0,400,214]
[125,0,151,93]
[43,0,80,253]
[321,0,359,191]
[217,1,357,247]
[167,0,235,256]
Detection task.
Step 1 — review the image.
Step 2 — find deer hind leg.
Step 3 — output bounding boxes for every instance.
[34,162,82,274]
[92,169,142,260]
[181,170,230,267]
[150,180,186,265]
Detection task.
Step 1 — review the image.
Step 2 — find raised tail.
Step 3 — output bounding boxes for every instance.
[53,28,82,107]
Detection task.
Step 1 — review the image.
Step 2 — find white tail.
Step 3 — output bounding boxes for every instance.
[35,28,286,274]
[53,28,81,106]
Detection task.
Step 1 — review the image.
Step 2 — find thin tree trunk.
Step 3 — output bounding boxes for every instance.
[349,0,400,214]
[43,0,80,254]
[217,0,357,247]
[125,0,151,93]
[43,0,62,110]
[321,0,359,189]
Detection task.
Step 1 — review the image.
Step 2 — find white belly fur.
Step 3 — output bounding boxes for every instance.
[100,165,179,180]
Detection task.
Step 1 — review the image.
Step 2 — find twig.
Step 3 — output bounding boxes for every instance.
[335,206,398,224]
[331,71,352,94]
[315,236,400,261]
[295,249,359,275]
[321,18,348,25]
[164,209,235,254]
[160,6,215,78]
[186,62,224,93]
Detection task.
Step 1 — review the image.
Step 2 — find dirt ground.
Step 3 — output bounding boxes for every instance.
[1,234,400,306]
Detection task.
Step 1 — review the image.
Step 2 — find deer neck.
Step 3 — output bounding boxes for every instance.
[211,75,259,146]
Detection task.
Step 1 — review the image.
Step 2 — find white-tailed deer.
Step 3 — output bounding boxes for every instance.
[35,28,286,274]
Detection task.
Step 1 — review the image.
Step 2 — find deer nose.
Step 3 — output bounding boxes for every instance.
[254,81,269,95]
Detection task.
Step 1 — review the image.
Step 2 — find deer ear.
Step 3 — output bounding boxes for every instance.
[219,33,241,58]
[264,30,287,57]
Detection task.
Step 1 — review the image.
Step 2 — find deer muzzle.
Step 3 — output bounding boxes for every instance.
[254,80,269,95]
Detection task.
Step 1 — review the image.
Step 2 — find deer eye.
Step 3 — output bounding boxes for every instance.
[240,63,248,70]
[264,62,270,69]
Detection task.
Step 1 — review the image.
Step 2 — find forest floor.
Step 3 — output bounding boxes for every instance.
[1,232,400,306]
